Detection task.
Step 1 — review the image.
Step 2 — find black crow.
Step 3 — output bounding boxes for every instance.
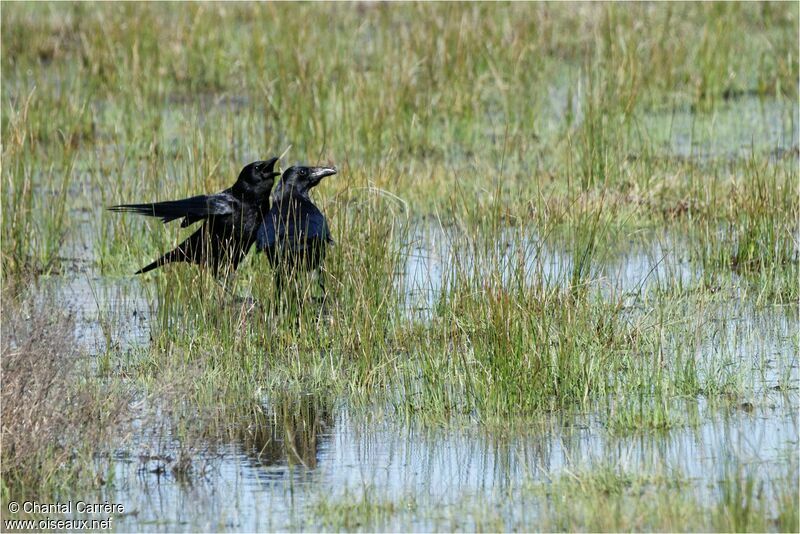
[110,158,280,276]
[256,165,337,296]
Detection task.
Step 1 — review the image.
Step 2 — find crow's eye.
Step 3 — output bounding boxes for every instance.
[299,168,307,177]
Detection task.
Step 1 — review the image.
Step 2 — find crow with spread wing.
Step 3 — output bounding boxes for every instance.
[110,158,280,277]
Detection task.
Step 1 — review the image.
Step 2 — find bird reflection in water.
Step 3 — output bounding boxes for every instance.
[236,393,333,476]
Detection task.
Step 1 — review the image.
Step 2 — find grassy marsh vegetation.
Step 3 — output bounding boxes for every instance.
[2,2,797,531]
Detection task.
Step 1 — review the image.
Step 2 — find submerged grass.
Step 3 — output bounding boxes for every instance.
[1,2,798,530]
[533,459,799,532]
[303,456,799,532]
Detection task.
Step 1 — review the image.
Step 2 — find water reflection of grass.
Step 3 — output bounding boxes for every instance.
[307,455,798,531]
[1,2,797,531]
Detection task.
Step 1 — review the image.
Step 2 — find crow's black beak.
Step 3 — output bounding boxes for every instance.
[264,156,280,176]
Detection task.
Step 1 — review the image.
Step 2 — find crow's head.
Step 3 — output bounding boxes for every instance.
[274,165,337,199]
[236,157,281,197]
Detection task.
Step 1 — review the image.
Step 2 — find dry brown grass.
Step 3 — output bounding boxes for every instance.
[1,291,130,499]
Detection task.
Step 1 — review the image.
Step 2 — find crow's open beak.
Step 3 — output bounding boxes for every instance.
[265,156,281,177]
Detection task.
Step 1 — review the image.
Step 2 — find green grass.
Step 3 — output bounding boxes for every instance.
[1,2,798,531]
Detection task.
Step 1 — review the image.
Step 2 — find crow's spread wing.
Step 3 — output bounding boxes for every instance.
[109,193,234,225]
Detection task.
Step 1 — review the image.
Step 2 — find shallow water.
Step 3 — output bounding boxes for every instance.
[101,393,797,532]
[26,224,799,530]
[541,77,798,163]
[401,225,702,320]
[644,96,798,161]
[33,275,151,355]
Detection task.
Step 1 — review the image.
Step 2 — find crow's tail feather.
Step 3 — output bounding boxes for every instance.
[135,253,169,274]
[134,229,206,275]
[135,258,163,274]
[134,248,188,274]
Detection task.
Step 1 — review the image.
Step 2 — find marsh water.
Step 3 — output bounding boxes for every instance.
[102,396,795,531]
[34,231,799,531]
[23,94,799,531]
